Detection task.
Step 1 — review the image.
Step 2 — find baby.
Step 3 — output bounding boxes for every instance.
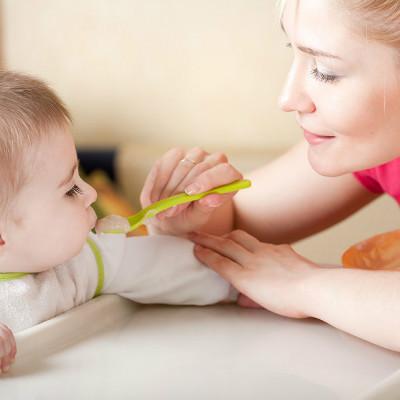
[0,71,236,373]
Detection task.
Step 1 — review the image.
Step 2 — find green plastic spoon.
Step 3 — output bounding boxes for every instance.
[98,179,251,234]
[128,178,251,232]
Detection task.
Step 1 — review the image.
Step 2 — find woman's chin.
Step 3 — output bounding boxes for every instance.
[307,150,345,177]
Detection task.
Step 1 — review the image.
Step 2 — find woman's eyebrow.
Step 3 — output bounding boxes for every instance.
[281,19,343,60]
[296,45,343,60]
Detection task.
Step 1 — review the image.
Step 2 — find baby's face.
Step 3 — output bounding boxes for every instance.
[0,130,97,272]
[279,0,400,176]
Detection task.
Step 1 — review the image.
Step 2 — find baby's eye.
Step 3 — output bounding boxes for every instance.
[65,184,83,197]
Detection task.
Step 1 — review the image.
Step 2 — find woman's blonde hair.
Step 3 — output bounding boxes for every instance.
[278,0,400,47]
[0,71,71,215]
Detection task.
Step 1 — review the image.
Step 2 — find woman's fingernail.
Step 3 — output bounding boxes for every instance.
[185,184,202,195]
[207,197,223,207]
[164,206,176,217]
[3,365,9,372]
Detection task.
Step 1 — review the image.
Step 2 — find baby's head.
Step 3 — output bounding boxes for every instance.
[278,0,400,176]
[0,71,97,273]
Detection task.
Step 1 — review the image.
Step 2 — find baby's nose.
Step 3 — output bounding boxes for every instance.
[84,183,97,207]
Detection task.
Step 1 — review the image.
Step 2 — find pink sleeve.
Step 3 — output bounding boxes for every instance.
[353,171,384,194]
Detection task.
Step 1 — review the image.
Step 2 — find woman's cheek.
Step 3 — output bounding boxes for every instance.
[323,91,375,138]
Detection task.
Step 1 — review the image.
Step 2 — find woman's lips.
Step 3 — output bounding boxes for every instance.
[303,129,335,145]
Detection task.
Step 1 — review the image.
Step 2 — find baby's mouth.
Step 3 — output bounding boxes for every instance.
[89,207,98,230]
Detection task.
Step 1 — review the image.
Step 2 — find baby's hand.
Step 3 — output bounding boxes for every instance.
[0,322,16,374]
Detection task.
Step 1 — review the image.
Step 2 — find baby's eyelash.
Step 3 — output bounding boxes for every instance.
[65,184,83,197]
[310,67,339,84]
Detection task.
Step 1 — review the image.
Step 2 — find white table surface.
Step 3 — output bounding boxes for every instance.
[3,295,400,400]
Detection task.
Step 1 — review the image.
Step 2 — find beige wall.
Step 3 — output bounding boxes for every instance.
[1,0,299,151]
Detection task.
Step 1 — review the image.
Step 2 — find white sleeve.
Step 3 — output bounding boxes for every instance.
[0,243,98,333]
[100,234,237,305]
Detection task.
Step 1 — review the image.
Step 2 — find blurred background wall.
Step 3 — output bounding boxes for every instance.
[1,0,299,151]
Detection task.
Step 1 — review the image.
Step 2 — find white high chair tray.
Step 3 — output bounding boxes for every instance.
[3,294,400,399]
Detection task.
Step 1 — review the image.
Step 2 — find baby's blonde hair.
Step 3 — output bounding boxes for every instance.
[278,0,400,48]
[0,71,71,216]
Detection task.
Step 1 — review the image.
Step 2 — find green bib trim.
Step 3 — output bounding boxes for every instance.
[0,272,28,281]
[0,238,105,298]
[86,237,104,297]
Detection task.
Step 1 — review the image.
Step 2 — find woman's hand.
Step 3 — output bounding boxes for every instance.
[0,323,16,374]
[140,147,242,235]
[188,230,319,319]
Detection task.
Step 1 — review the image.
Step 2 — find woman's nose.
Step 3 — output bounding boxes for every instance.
[278,64,316,114]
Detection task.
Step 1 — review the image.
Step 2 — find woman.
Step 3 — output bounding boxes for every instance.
[140,0,400,351]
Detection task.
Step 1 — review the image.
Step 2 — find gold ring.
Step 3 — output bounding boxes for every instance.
[180,157,197,166]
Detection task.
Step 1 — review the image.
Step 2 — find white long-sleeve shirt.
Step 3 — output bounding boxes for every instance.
[0,233,236,332]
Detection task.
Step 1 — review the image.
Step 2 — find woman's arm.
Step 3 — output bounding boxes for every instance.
[140,141,378,241]
[232,141,379,243]
[304,266,400,351]
[189,230,400,351]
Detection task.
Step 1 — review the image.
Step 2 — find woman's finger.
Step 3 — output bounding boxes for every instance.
[184,162,243,195]
[150,147,186,203]
[159,156,241,220]
[193,244,242,282]
[159,147,208,199]
[224,230,261,253]
[237,293,263,309]
[188,231,251,265]
[164,162,242,221]
[172,152,228,194]
[140,159,160,208]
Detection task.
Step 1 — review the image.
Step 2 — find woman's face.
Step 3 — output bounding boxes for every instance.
[279,0,400,176]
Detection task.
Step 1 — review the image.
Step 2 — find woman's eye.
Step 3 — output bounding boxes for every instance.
[65,184,83,197]
[311,67,339,84]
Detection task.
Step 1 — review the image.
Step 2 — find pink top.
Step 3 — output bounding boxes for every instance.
[353,158,400,204]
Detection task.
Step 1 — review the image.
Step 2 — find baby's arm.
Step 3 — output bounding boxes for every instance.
[0,243,99,333]
[0,322,16,374]
[100,234,236,305]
